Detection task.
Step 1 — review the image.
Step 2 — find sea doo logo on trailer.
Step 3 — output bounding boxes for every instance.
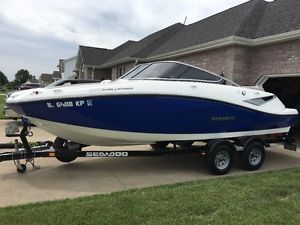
[86,152,129,157]
[46,99,93,108]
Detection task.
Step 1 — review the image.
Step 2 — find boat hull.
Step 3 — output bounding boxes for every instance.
[8,95,297,146]
[26,116,291,146]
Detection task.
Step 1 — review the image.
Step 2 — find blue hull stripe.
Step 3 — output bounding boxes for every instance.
[8,95,297,134]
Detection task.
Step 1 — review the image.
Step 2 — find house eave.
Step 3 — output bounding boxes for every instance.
[147,30,300,61]
[100,57,140,68]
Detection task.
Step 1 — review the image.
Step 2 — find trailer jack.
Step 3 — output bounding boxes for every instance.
[1,120,53,173]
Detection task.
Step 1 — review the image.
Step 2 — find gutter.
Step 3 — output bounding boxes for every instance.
[147,30,300,61]
[81,29,300,68]
[99,57,139,69]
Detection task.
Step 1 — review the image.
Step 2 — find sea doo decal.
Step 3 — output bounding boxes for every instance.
[85,152,129,157]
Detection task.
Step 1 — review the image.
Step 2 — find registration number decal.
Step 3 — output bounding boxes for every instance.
[46,99,93,108]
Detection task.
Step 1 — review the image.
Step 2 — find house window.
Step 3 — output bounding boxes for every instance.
[117,66,125,78]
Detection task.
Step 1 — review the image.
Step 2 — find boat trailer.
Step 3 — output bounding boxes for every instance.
[0,120,297,175]
[0,120,208,174]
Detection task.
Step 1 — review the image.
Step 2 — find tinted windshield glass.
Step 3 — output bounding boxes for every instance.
[121,62,221,82]
[122,64,150,79]
[19,84,43,90]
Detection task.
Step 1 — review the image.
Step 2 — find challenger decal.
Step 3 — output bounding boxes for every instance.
[102,87,133,91]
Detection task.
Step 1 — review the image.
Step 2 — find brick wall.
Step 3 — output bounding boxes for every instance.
[175,47,234,80]
[108,39,300,85]
[249,39,300,85]
[174,46,251,84]
[174,39,300,85]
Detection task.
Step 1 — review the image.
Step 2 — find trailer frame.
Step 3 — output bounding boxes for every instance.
[0,120,296,174]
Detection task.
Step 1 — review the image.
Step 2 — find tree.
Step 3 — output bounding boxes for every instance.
[6,81,18,90]
[15,69,32,85]
[0,70,8,86]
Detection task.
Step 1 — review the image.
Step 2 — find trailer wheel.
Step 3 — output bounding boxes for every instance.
[53,137,80,163]
[17,164,27,173]
[240,140,265,171]
[150,142,169,151]
[207,140,233,175]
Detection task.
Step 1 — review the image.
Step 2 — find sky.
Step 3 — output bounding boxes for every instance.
[0,0,250,81]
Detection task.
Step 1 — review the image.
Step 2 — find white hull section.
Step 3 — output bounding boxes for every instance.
[28,117,291,146]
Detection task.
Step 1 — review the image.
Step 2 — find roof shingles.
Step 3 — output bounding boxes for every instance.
[79,0,300,67]
[150,0,300,57]
[102,23,185,66]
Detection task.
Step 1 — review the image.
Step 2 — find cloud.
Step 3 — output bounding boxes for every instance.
[0,0,248,81]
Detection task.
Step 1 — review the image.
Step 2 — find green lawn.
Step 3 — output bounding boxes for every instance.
[0,168,299,225]
[0,94,5,119]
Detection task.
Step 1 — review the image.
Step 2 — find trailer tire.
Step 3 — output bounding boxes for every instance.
[150,142,169,151]
[53,137,80,163]
[240,140,265,171]
[207,140,233,175]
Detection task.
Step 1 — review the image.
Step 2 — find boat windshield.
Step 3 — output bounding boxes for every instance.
[120,62,237,85]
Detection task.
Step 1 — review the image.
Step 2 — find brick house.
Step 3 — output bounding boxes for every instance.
[146,0,300,87]
[72,0,300,135]
[75,0,300,86]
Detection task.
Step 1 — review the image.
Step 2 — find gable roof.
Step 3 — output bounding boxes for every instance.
[77,40,136,67]
[149,0,300,57]
[101,23,185,67]
[76,0,300,69]
[110,40,136,56]
[79,46,111,66]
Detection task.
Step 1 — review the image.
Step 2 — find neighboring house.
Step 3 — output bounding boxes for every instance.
[74,41,135,80]
[39,73,53,85]
[74,46,111,80]
[39,71,62,85]
[28,76,39,83]
[58,56,77,79]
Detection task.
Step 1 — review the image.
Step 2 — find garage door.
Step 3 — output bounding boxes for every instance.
[262,76,300,138]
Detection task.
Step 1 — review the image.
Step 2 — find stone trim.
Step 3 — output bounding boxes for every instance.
[255,73,300,87]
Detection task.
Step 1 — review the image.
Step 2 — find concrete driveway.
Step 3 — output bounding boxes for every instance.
[0,120,299,207]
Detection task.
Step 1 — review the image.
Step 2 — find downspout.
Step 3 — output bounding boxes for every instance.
[92,67,95,80]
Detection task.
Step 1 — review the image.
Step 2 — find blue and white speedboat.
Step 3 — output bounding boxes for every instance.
[6,61,298,146]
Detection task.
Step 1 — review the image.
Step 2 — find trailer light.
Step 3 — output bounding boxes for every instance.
[49,152,56,157]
